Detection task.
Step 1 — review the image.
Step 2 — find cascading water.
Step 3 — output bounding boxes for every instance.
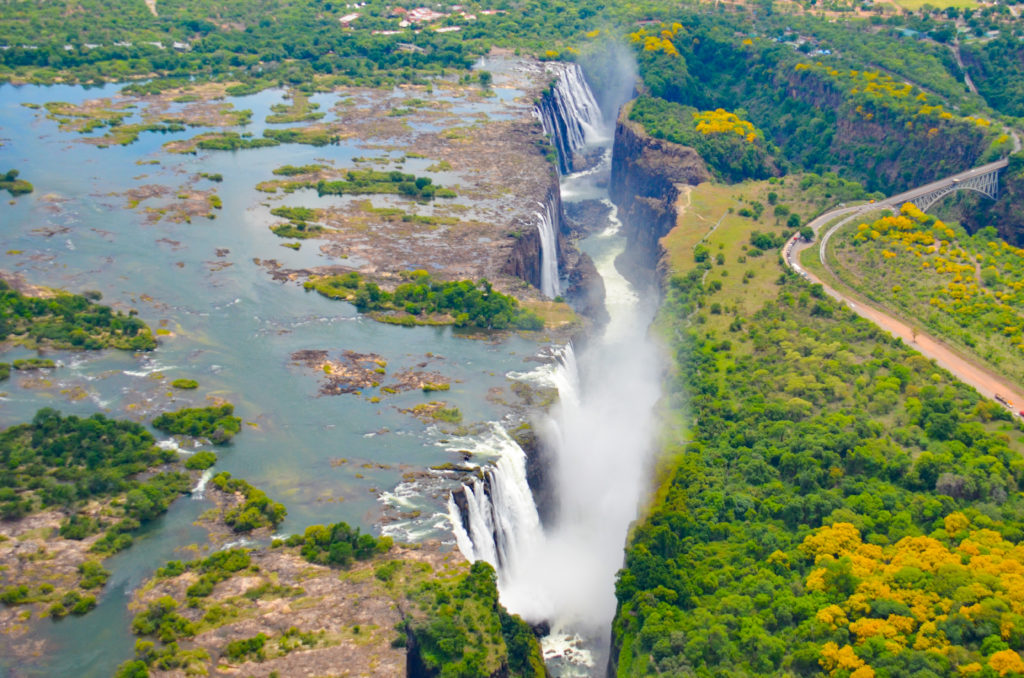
[536,198,561,298]
[533,62,606,174]
[451,59,657,675]
[445,424,544,575]
[530,62,605,298]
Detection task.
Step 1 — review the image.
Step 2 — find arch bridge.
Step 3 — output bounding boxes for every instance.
[885,158,1007,212]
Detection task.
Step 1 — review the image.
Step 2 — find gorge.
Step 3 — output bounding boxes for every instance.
[448,57,664,675]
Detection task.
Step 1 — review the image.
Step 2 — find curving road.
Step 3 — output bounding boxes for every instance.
[784,161,1024,411]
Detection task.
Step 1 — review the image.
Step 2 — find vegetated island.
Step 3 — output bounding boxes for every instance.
[31,95,251,148]
[117,517,545,678]
[304,270,544,330]
[0,408,199,636]
[0,403,300,649]
[166,127,340,154]
[265,90,325,124]
[0,275,156,351]
[0,169,33,197]
[152,403,242,445]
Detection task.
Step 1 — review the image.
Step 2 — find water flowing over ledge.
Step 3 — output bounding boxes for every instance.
[534,62,606,174]
[450,58,661,675]
[536,196,562,298]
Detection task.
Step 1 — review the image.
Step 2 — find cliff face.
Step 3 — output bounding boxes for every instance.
[610,104,712,284]
[501,178,571,290]
[503,224,545,290]
[779,68,991,193]
[944,154,1024,244]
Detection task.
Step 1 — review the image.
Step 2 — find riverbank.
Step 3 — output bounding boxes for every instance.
[0,56,604,676]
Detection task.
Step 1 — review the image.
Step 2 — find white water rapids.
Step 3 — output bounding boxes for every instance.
[448,191,660,671]
[449,63,661,670]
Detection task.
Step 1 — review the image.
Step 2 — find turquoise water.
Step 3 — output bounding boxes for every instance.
[0,78,550,676]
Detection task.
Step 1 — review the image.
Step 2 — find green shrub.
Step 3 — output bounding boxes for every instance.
[225,633,267,662]
[152,404,241,444]
[210,473,286,531]
[78,560,110,589]
[184,450,217,470]
[284,521,391,568]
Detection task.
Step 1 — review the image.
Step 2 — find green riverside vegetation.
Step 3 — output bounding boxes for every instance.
[0,279,156,350]
[305,270,544,330]
[151,404,242,444]
[612,189,1024,675]
[0,408,190,553]
[402,561,546,677]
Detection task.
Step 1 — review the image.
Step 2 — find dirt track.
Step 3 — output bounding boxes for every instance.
[787,235,1024,412]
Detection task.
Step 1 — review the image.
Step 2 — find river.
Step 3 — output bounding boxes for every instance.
[449,65,662,675]
[0,59,656,677]
[0,71,557,676]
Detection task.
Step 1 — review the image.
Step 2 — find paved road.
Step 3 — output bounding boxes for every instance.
[784,163,1024,411]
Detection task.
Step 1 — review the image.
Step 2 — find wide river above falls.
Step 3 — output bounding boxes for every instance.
[0,74,566,676]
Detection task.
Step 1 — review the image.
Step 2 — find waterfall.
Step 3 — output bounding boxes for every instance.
[451,58,653,674]
[536,198,561,298]
[450,156,660,672]
[533,62,605,174]
[550,63,604,150]
[529,61,604,298]
[444,424,543,580]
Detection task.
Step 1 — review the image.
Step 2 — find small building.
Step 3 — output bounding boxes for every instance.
[407,7,447,22]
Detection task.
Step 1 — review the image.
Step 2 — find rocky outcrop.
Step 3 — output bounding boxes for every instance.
[511,423,556,526]
[609,101,711,285]
[562,245,607,326]
[502,223,545,290]
[779,67,991,194]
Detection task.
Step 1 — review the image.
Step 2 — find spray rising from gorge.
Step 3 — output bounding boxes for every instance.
[450,54,659,672]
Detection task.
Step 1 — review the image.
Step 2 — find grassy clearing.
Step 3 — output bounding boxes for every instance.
[658,177,827,340]
[887,0,977,10]
[519,299,581,330]
[649,176,829,507]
